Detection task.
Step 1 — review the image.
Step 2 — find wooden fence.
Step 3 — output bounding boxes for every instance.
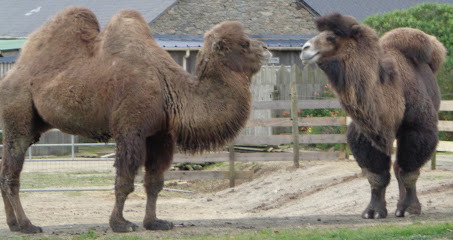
[432,100,453,169]
[169,99,453,184]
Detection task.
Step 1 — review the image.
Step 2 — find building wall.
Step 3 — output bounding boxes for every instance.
[150,0,317,35]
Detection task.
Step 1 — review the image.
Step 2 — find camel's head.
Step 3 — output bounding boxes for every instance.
[200,21,272,75]
[300,13,366,65]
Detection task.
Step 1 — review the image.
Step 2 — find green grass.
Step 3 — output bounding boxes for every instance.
[20,171,114,189]
[10,222,451,240]
[77,145,115,156]
[148,223,452,240]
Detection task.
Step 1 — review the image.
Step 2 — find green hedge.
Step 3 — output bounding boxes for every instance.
[363,3,453,100]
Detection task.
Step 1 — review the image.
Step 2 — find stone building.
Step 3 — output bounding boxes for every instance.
[150,0,318,35]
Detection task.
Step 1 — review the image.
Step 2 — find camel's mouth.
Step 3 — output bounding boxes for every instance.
[260,50,273,64]
[300,40,321,65]
[300,50,320,65]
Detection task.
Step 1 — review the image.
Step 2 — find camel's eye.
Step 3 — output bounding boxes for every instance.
[327,36,336,43]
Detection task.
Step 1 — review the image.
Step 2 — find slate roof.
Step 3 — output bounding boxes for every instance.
[0,0,177,37]
[156,35,313,48]
[302,0,453,21]
[0,56,17,63]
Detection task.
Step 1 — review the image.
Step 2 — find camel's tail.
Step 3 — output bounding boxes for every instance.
[380,27,447,74]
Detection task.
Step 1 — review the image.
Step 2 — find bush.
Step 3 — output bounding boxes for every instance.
[363,3,453,100]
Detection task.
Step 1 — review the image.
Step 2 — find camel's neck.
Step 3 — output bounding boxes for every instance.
[318,47,393,154]
[163,66,251,153]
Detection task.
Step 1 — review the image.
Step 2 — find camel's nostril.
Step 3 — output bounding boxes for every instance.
[303,45,310,51]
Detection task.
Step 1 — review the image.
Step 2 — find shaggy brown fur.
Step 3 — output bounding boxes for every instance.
[300,13,446,219]
[0,7,270,233]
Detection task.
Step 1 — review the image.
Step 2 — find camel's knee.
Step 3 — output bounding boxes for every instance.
[362,169,391,189]
[114,173,136,198]
[398,169,420,189]
[0,178,19,194]
[144,173,164,196]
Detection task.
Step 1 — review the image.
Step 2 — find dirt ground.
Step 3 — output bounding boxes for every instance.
[0,157,452,239]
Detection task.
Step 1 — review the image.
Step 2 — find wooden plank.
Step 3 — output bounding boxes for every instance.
[299,151,340,161]
[252,100,290,110]
[174,152,341,164]
[251,97,449,111]
[437,141,453,152]
[438,121,453,132]
[235,134,347,145]
[246,118,292,127]
[246,117,346,127]
[164,171,253,181]
[173,152,229,163]
[252,99,341,110]
[235,135,292,145]
[236,152,293,161]
[299,134,347,144]
[440,100,453,111]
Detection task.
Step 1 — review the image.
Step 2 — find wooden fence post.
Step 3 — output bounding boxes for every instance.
[291,81,300,168]
[228,144,236,187]
[431,148,437,170]
[339,116,348,160]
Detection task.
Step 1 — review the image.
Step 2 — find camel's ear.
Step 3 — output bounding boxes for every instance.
[350,25,363,39]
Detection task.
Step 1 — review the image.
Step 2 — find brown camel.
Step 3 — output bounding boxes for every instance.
[300,13,446,219]
[0,7,271,233]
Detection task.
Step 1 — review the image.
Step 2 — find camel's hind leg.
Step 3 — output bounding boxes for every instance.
[0,128,43,233]
[142,133,174,230]
[394,126,437,217]
[347,123,391,219]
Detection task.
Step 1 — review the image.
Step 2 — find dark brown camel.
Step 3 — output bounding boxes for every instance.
[300,13,446,219]
[0,7,271,233]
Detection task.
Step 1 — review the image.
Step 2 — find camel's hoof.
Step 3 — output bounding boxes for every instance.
[110,220,138,233]
[396,200,421,218]
[144,219,174,230]
[20,224,43,234]
[362,208,387,219]
[395,205,421,218]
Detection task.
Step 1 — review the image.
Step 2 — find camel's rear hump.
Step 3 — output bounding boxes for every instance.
[380,28,446,74]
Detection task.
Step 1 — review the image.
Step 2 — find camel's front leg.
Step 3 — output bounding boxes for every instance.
[109,133,145,232]
[361,169,390,219]
[109,173,138,232]
[394,163,421,217]
[347,123,391,219]
[142,134,175,230]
